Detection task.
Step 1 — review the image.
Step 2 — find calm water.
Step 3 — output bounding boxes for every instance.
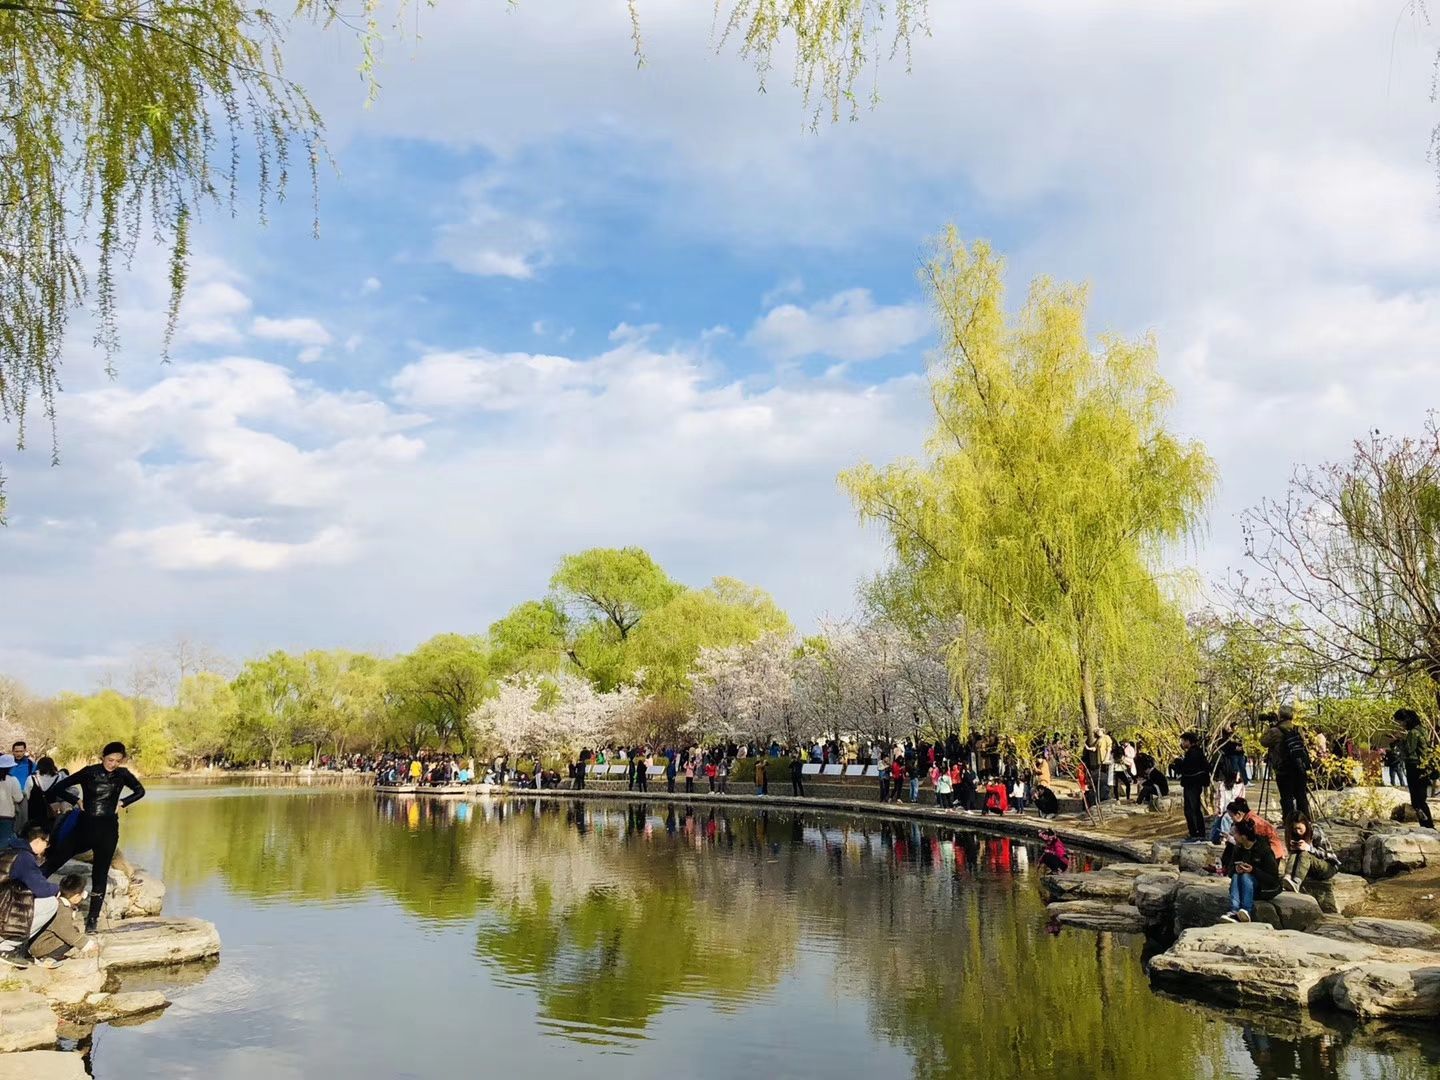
[84,784,1439,1079]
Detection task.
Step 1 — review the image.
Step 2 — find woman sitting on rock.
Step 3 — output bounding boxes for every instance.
[1220,818,1282,923]
[1279,814,1340,894]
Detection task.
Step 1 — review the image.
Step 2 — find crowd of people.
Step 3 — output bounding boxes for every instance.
[0,740,146,969]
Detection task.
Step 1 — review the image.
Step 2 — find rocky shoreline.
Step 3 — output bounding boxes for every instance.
[1039,831,1440,1026]
[0,859,221,1077]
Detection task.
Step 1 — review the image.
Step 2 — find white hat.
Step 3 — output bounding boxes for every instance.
[0,755,16,768]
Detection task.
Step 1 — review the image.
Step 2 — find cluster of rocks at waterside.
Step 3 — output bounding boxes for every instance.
[1041,828,1440,1025]
[0,860,221,1071]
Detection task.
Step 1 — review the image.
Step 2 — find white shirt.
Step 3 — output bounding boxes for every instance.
[0,776,24,817]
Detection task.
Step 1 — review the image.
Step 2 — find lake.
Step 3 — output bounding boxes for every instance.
[90,783,1440,1079]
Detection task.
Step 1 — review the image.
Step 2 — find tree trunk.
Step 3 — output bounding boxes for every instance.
[1079,654,1101,741]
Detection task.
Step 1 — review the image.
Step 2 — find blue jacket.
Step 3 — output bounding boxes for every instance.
[8,759,35,791]
[5,837,57,898]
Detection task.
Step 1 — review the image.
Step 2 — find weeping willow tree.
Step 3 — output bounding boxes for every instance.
[0,0,928,519]
[842,230,1217,740]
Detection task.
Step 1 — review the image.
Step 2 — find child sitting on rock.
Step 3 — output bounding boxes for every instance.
[28,874,98,967]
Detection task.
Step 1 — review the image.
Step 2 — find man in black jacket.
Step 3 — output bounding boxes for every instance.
[1174,731,1211,839]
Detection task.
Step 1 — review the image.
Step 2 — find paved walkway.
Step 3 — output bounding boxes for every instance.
[376,782,1156,861]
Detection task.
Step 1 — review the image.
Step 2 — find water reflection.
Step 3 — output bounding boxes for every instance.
[114,787,1440,1080]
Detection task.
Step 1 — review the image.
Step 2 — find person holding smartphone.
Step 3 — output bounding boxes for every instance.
[1220,818,1281,923]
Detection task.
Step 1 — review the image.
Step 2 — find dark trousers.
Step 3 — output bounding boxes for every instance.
[684,777,694,794]
[1182,785,1206,838]
[667,776,676,793]
[792,777,804,796]
[43,814,119,928]
[1276,771,1309,822]
[575,768,585,790]
[1407,768,1434,829]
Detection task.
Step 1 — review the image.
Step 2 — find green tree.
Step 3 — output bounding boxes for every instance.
[232,651,306,763]
[488,599,572,677]
[167,671,238,769]
[628,576,791,698]
[387,634,492,752]
[843,232,1216,740]
[0,0,924,518]
[57,688,172,771]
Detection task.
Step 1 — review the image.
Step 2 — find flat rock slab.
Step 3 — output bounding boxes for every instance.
[13,958,105,1006]
[1041,871,1135,903]
[97,918,220,970]
[1311,915,1440,951]
[1149,923,1440,1020]
[1361,829,1440,877]
[1098,863,1178,880]
[0,990,59,1053]
[81,990,168,1022]
[1254,893,1323,932]
[0,1051,87,1080]
[1047,900,1147,933]
[1149,925,1377,1009]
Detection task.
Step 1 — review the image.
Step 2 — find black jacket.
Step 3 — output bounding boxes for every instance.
[1175,746,1211,791]
[1223,839,1282,898]
[53,763,145,817]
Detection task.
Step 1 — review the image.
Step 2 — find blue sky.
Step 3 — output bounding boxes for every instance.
[4,0,1440,692]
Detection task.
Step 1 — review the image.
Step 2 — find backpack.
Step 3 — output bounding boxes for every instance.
[1282,726,1311,774]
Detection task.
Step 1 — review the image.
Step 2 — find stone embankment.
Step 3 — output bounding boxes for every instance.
[0,858,221,1076]
[1039,835,1440,1025]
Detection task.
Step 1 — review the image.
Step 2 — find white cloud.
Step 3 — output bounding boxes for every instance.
[747,289,930,362]
[360,276,383,295]
[176,281,252,346]
[251,316,334,347]
[433,178,551,279]
[391,350,589,410]
[114,523,355,572]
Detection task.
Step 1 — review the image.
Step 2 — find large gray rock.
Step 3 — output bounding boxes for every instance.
[1148,924,1375,1009]
[125,872,166,919]
[1149,922,1440,1020]
[1133,874,1181,926]
[1040,871,1135,903]
[1253,892,1323,932]
[0,1052,87,1080]
[1173,876,1233,933]
[0,989,58,1052]
[1047,900,1147,933]
[1361,829,1440,877]
[1150,840,1181,865]
[1178,842,1226,874]
[1330,961,1440,1020]
[1321,823,1368,875]
[1311,916,1440,951]
[97,917,220,969]
[1303,873,1369,915]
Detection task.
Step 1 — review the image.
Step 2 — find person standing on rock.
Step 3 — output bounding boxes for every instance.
[0,756,25,842]
[1396,709,1434,830]
[41,741,146,934]
[1261,706,1311,823]
[1175,732,1212,839]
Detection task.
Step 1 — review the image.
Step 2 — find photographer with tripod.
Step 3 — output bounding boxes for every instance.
[1260,706,1311,823]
